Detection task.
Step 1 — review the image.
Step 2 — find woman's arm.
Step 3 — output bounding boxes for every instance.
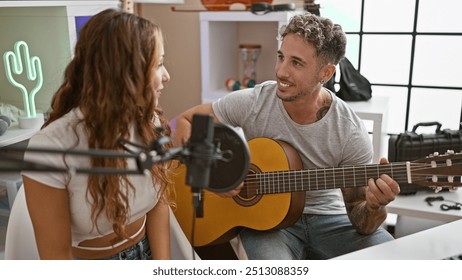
[146,198,171,259]
[23,175,73,259]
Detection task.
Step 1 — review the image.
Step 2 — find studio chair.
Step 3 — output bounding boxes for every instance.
[4,185,39,259]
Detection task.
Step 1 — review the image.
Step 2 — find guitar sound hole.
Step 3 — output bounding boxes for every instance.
[233,165,262,207]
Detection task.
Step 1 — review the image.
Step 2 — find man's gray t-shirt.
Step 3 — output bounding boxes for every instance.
[212,80,373,215]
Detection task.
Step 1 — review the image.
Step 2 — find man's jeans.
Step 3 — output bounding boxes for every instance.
[240,214,394,259]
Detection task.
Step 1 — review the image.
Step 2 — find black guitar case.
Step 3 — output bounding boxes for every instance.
[388,122,462,194]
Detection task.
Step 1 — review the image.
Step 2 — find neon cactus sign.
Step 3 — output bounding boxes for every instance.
[3,40,43,119]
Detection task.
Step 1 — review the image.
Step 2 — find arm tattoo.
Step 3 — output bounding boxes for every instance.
[343,188,387,235]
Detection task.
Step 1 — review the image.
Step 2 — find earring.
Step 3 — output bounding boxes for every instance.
[320,79,325,84]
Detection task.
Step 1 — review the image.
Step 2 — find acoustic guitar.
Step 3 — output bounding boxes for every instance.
[171,137,462,247]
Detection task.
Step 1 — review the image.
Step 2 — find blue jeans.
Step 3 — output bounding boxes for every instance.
[75,235,152,260]
[240,214,394,260]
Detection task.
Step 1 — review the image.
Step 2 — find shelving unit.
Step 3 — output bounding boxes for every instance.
[199,11,301,103]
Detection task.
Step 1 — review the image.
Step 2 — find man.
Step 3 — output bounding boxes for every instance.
[172,13,400,259]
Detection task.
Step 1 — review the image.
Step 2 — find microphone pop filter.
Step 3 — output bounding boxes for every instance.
[207,123,250,192]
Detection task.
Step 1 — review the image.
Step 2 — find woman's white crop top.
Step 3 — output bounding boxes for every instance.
[22,108,159,247]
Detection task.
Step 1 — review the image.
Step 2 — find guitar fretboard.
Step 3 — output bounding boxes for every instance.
[244,163,419,194]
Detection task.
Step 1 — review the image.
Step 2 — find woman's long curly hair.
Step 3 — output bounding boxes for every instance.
[44,9,174,241]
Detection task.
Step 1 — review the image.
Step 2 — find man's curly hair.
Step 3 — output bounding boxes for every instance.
[279,13,347,66]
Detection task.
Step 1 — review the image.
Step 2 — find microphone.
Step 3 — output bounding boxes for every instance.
[185,114,215,190]
[184,114,215,217]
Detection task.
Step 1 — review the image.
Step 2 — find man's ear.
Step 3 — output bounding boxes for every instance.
[321,64,337,82]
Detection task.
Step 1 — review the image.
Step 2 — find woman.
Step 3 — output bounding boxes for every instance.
[21,9,173,260]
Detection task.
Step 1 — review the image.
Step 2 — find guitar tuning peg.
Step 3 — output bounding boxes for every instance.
[427,152,439,158]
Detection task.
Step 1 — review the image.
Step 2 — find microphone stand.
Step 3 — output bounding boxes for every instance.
[0,138,184,175]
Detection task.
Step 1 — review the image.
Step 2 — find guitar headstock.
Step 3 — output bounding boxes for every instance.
[410,150,462,190]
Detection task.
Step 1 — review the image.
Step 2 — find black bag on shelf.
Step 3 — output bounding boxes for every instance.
[388,122,462,195]
[325,57,372,101]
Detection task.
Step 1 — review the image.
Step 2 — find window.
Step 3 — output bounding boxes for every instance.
[321,0,462,134]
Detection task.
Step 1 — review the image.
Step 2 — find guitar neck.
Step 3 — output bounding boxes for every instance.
[245,162,413,194]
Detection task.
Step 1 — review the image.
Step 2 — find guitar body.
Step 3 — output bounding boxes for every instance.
[172,138,305,247]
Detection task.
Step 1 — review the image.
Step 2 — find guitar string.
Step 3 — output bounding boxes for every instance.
[243,171,443,185]
[188,162,459,198]
[191,164,419,198]
[242,163,449,180]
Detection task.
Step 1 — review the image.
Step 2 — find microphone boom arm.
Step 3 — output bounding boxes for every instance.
[0,139,181,175]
